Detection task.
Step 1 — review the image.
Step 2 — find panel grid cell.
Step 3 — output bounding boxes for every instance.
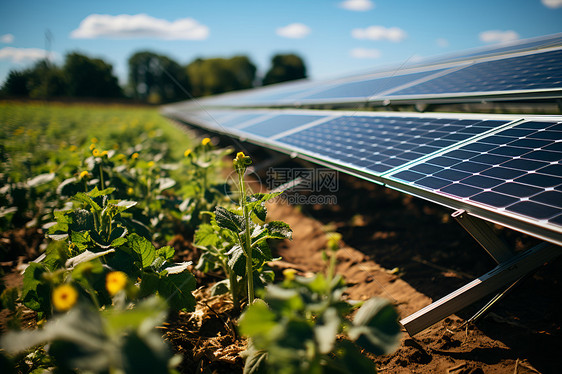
[390,49,562,97]
[391,120,562,226]
[277,115,508,174]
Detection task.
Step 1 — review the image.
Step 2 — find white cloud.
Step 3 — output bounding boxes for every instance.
[0,47,57,63]
[352,26,407,42]
[479,30,519,44]
[339,0,374,11]
[1,34,14,43]
[436,38,449,47]
[276,23,311,39]
[70,14,209,40]
[542,0,562,8]
[350,48,381,59]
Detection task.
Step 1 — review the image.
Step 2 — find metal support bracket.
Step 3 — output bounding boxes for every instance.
[452,209,514,264]
[400,210,562,336]
[400,241,561,336]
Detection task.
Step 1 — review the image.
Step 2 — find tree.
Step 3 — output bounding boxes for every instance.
[1,70,32,96]
[262,54,307,86]
[64,52,122,98]
[2,60,67,99]
[128,51,190,104]
[185,55,257,97]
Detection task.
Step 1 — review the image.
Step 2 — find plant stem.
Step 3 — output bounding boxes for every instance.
[229,269,240,312]
[238,170,254,305]
[99,164,104,189]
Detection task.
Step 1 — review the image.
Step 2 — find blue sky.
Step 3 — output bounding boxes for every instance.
[1,0,562,87]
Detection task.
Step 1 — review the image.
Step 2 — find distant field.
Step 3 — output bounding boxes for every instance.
[0,100,193,183]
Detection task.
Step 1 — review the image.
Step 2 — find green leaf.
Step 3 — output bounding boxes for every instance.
[253,241,273,262]
[327,340,377,374]
[246,192,281,222]
[88,187,115,198]
[21,263,50,315]
[73,192,101,211]
[253,203,267,222]
[239,299,277,337]
[110,236,127,248]
[265,221,292,240]
[156,177,176,191]
[210,279,230,297]
[247,192,282,205]
[157,272,196,312]
[348,298,401,356]
[194,223,221,247]
[103,296,168,335]
[314,308,340,354]
[26,172,55,188]
[156,246,174,261]
[1,287,19,312]
[215,206,244,233]
[128,234,156,270]
[227,245,246,276]
[0,305,107,366]
[242,346,268,374]
[65,248,115,269]
[71,230,91,251]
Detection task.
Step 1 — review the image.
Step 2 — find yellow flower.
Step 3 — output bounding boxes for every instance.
[147,161,155,168]
[283,268,297,281]
[201,137,211,146]
[52,284,78,312]
[91,137,98,144]
[106,271,127,296]
[131,152,139,160]
[89,143,96,151]
[127,187,134,195]
[92,149,101,157]
[79,170,90,179]
[233,151,252,169]
[101,150,108,157]
[184,149,192,158]
[69,145,77,152]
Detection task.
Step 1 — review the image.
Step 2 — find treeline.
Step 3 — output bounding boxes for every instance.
[0,51,307,104]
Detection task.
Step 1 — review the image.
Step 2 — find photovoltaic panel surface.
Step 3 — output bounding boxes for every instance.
[389,120,562,228]
[388,49,562,98]
[241,114,328,137]
[294,68,447,103]
[420,33,562,65]
[275,115,509,173]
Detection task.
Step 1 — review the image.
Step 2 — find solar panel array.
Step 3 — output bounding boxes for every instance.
[163,33,562,246]
[178,33,562,109]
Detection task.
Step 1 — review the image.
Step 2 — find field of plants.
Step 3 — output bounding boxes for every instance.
[0,101,401,373]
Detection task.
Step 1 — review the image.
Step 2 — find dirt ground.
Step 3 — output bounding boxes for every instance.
[2,155,561,373]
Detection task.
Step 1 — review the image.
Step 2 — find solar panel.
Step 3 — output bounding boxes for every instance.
[418,33,562,65]
[275,115,509,173]
[389,119,562,232]
[387,48,562,99]
[292,68,448,104]
[241,114,329,137]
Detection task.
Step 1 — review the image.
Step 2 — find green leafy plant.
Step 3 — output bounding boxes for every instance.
[239,234,401,374]
[195,152,292,311]
[21,187,196,319]
[2,287,180,373]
